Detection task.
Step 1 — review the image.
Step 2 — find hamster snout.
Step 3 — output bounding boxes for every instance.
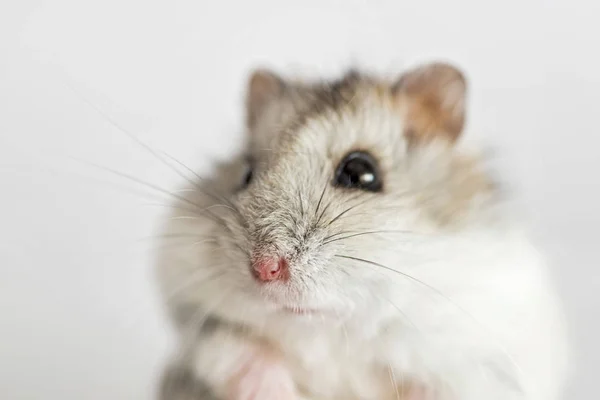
[251,255,290,282]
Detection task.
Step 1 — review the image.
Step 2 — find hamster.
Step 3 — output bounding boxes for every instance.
[156,62,569,400]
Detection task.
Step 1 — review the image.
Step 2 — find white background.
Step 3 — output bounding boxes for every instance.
[0,1,598,399]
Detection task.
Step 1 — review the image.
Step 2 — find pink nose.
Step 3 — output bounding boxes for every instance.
[252,256,288,282]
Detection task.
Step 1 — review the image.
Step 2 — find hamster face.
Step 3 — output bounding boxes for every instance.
[157,65,570,400]
[157,63,495,332]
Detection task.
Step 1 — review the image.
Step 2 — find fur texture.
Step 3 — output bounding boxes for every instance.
[156,63,569,400]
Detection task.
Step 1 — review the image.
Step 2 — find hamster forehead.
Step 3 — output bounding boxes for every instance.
[248,79,408,186]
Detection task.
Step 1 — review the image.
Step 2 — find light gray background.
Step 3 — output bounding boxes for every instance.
[0,1,597,399]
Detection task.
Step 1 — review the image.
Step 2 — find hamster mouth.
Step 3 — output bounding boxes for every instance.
[282,305,319,315]
[261,289,339,318]
[279,304,343,319]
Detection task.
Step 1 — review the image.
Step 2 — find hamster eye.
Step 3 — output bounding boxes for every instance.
[333,151,382,192]
[239,160,254,190]
[241,166,253,188]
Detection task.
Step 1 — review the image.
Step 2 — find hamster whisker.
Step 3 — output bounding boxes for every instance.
[317,191,377,228]
[67,83,246,226]
[166,215,230,233]
[151,151,241,223]
[316,198,333,226]
[321,230,354,243]
[160,151,247,226]
[283,208,300,228]
[323,230,417,246]
[314,181,328,219]
[325,197,375,228]
[335,254,461,307]
[163,268,230,306]
[335,254,525,384]
[131,233,219,252]
[378,294,420,331]
[150,237,219,254]
[297,187,305,218]
[315,186,364,226]
[49,165,234,231]
[142,202,238,216]
[74,159,234,232]
[138,233,213,241]
[190,238,219,249]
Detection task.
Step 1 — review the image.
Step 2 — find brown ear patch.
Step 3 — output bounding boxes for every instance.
[246,69,285,129]
[393,62,467,145]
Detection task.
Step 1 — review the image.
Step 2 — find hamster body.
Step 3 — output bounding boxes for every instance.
[156,63,569,400]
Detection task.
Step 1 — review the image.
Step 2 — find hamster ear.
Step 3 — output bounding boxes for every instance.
[392,62,466,145]
[246,69,285,129]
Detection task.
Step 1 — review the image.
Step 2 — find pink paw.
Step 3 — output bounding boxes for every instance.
[404,384,435,400]
[227,352,297,400]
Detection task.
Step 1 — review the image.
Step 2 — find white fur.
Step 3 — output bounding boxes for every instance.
[156,84,569,400]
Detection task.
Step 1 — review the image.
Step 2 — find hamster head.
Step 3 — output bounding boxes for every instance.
[158,62,497,331]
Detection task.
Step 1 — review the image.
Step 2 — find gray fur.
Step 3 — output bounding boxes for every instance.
[160,363,218,400]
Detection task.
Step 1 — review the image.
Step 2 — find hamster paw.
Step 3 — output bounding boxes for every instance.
[403,384,435,400]
[227,352,297,400]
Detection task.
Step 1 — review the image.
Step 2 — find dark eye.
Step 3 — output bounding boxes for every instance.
[240,164,253,189]
[333,151,382,192]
